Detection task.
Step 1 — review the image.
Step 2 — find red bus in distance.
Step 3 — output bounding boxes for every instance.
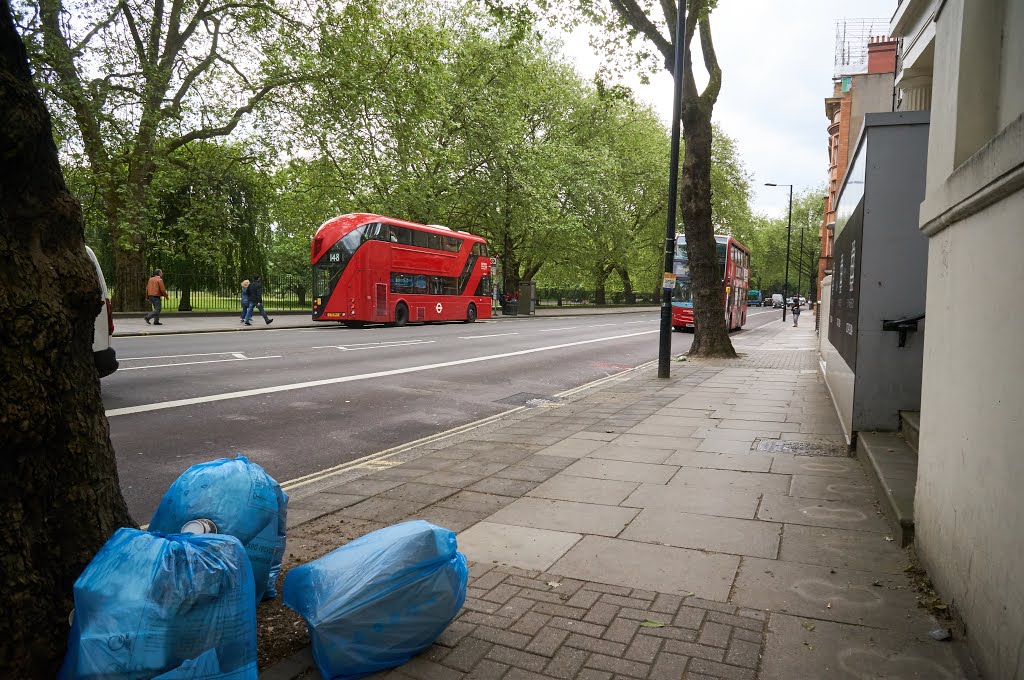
[672,234,750,332]
[311,214,492,327]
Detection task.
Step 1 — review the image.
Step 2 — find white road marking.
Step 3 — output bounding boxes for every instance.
[458,332,519,339]
[106,330,657,417]
[231,352,246,359]
[623,319,655,324]
[313,340,436,351]
[118,356,282,371]
[537,327,578,332]
[120,351,245,361]
[118,327,299,338]
[583,323,616,328]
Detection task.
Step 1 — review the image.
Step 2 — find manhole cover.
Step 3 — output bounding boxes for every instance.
[495,392,563,408]
[753,438,848,457]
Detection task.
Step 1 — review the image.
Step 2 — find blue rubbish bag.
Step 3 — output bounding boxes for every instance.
[58,528,257,680]
[283,521,468,679]
[149,456,288,602]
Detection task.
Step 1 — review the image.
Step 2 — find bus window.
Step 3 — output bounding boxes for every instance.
[412,230,430,249]
[426,233,441,250]
[432,276,459,295]
[472,242,487,256]
[391,272,428,294]
[392,226,413,245]
[443,236,461,252]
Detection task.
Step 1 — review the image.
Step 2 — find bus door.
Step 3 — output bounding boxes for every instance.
[726,285,733,328]
[373,278,388,322]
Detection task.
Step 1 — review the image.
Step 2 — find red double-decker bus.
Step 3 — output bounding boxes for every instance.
[311,214,493,326]
[671,234,750,332]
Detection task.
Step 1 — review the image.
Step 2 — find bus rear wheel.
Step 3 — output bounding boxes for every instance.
[394,302,409,327]
[465,303,477,323]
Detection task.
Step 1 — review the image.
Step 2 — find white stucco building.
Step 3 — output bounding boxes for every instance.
[891,1,1024,677]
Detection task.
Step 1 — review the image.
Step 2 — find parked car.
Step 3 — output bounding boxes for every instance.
[85,246,118,377]
[771,294,784,308]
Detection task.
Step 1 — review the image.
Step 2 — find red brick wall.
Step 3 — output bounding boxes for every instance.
[867,37,898,74]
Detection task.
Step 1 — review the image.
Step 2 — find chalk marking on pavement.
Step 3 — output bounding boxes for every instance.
[118,355,282,371]
[279,357,657,493]
[458,332,519,339]
[731,347,817,352]
[537,327,578,332]
[106,329,658,418]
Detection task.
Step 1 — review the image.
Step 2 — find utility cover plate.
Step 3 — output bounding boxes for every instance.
[753,438,848,457]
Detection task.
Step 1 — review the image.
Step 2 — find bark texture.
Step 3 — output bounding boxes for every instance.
[600,0,736,357]
[680,2,735,358]
[0,3,134,674]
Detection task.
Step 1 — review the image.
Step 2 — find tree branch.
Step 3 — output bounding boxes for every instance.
[607,0,673,66]
[71,3,121,55]
[697,9,721,105]
[659,0,677,45]
[214,51,255,91]
[163,79,288,153]
[147,0,164,65]
[164,18,221,116]
[119,2,148,69]
[37,0,108,169]
[161,0,209,72]
[680,0,700,101]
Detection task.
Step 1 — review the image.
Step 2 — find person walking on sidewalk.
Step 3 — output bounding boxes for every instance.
[144,269,169,325]
[243,275,273,326]
[240,279,251,324]
[791,298,801,327]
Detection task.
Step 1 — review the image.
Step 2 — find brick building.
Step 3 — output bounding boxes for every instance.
[817,33,899,303]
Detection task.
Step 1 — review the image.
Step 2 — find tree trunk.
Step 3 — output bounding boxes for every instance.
[177,283,193,311]
[593,266,611,305]
[617,266,636,304]
[0,7,135,675]
[112,243,147,312]
[681,100,736,358]
[295,285,307,307]
[501,232,520,294]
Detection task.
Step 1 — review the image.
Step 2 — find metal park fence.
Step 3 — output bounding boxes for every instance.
[110,270,310,313]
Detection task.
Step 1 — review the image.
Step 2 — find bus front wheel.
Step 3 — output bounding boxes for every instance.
[465,303,477,323]
[394,303,409,327]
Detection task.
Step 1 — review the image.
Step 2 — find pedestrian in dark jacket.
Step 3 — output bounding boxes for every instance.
[243,275,273,326]
[792,299,802,327]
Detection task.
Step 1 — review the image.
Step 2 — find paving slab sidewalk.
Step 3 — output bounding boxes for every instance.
[261,320,972,680]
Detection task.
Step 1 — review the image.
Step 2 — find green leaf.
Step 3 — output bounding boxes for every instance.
[639,619,666,628]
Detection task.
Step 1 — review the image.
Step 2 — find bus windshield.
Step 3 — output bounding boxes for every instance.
[313,225,371,299]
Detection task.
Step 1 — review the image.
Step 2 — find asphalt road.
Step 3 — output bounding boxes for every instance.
[103,307,782,521]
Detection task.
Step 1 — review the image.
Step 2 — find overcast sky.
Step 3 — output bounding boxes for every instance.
[554,1,896,217]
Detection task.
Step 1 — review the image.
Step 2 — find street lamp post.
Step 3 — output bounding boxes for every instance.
[765,183,793,322]
[796,216,805,309]
[657,0,686,379]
